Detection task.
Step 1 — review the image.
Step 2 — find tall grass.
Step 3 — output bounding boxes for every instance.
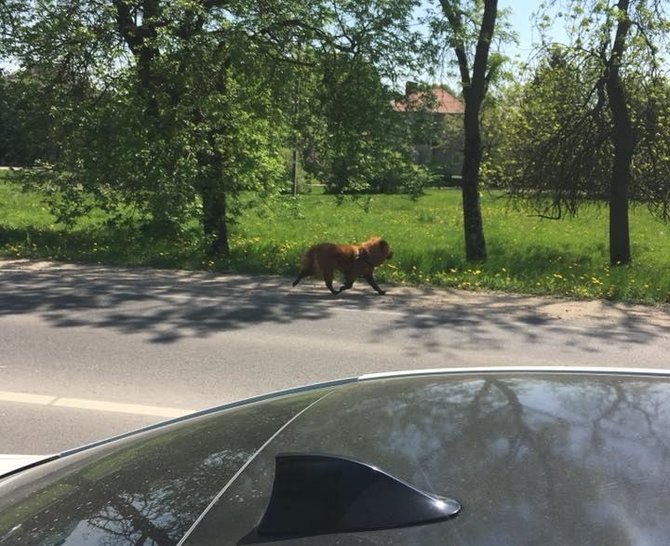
[235,192,670,303]
[1,175,668,304]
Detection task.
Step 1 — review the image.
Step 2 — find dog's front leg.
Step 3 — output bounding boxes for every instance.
[363,273,386,295]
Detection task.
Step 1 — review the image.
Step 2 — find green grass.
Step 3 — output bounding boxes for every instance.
[1,174,669,304]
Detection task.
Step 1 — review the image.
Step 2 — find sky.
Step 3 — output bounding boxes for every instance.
[500,0,542,60]
[497,0,569,64]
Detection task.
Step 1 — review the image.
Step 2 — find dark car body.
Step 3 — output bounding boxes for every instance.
[2,367,670,545]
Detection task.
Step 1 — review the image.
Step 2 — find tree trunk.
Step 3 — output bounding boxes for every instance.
[461,105,487,262]
[201,182,229,257]
[200,156,230,257]
[113,0,161,117]
[608,123,633,265]
[605,0,633,266]
[441,0,497,262]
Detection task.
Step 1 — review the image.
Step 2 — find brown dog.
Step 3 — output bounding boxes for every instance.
[292,237,393,295]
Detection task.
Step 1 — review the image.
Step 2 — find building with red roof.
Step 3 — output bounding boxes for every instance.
[393,83,464,183]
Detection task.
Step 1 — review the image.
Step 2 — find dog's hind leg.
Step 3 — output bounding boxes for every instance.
[363,273,386,295]
[323,271,339,295]
[292,269,311,287]
[338,273,356,293]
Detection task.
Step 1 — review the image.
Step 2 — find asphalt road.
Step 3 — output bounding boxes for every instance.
[1,259,669,455]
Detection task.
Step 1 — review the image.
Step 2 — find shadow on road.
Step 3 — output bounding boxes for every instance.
[1,260,668,355]
[369,286,670,359]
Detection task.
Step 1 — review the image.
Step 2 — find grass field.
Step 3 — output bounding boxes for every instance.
[1,175,669,304]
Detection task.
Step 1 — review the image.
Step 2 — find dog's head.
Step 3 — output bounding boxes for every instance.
[359,237,393,266]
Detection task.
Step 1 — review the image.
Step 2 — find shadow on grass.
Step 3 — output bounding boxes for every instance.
[0,257,668,364]
[0,224,206,269]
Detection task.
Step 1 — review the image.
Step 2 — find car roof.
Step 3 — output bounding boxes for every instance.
[183,368,670,544]
[3,368,670,545]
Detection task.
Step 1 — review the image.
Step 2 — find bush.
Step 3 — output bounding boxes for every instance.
[324,147,436,197]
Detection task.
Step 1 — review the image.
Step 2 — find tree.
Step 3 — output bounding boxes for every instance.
[505,0,670,266]
[631,77,670,220]
[285,0,432,198]
[310,56,435,197]
[2,0,331,254]
[605,0,635,265]
[89,0,293,255]
[2,0,426,256]
[489,48,613,212]
[426,0,505,262]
